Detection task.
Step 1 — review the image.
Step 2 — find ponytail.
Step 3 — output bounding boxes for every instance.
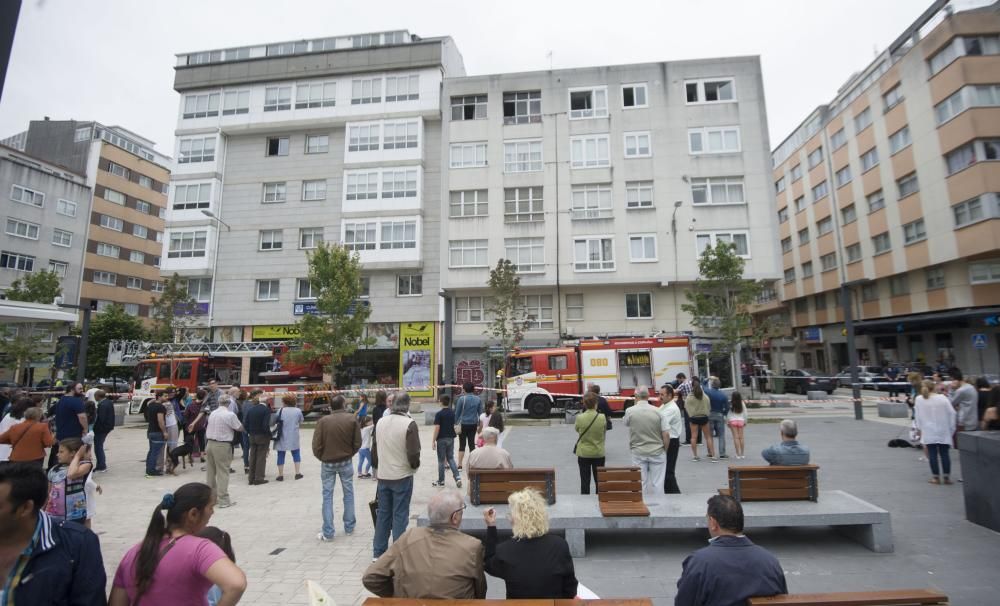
[692,378,704,400]
[920,379,934,400]
[731,392,744,414]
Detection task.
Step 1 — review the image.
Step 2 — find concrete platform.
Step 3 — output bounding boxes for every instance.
[418,490,893,556]
[877,401,910,418]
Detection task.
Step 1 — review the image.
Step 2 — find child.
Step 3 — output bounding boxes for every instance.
[488,407,506,449]
[45,437,93,525]
[726,392,747,459]
[476,400,496,448]
[357,416,374,478]
[198,526,236,606]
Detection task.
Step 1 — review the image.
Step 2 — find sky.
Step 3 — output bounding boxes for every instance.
[0,0,946,156]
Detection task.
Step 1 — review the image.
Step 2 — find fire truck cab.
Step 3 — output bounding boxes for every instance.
[129,356,241,414]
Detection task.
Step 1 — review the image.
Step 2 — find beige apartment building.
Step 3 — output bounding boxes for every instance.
[765,1,1000,376]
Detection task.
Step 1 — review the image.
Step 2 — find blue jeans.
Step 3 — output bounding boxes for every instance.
[277,449,301,465]
[240,431,250,468]
[373,476,413,558]
[94,432,109,470]
[146,432,165,474]
[320,460,356,539]
[357,448,372,474]
[926,443,951,477]
[709,413,727,457]
[436,438,459,483]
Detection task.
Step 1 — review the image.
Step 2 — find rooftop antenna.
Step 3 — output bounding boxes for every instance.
[546,50,553,70]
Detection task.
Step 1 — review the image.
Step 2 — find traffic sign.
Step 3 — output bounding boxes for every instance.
[972,333,988,350]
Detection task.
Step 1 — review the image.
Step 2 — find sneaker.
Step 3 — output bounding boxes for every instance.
[219,501,236,508]
[711,457,719,463]
[691,457,701,462]
[431,481,445,487]
[295,474,303,480]
[346,528,354,535]
[276,476,284,482]
[95,468,109,473]
[456,479,463,489]
[200,466,206,472]
[316,532,333,542]
[719,454,729,459]
[145,471,163,477]
[229,468,235,473]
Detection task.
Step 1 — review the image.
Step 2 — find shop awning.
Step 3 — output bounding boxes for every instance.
[0,300,78,324]
[853,306,1000,334]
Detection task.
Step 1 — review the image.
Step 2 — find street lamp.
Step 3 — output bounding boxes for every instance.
[671,200,683,332]
[55,298,97,383]
[841,278,872,420]
[201,209,231,231]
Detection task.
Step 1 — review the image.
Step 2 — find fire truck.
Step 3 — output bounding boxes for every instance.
[505,336,692,417]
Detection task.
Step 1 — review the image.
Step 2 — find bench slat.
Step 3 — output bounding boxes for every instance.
[469,471,554,482]
[598,492,644,502]
[597,469,642,481]
[747,588,948,605]
[732,470,815,481]
[597,480,643,492]
[735,478,812,489]
[599,502,651,517]
[478,481,549,492]
[737,488,812,501]
[732,464,820,472]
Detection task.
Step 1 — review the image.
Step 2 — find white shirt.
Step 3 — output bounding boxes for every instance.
[361,424,373,450]
[205,407,243,442]
[659,401,684,441]
[0,414,24,461]
[478,413,491,431]
[915,394,956,446]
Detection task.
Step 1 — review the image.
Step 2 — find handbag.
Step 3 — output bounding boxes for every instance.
[271,408,284,445]
[369,498,379,526]
[573,411,601,455]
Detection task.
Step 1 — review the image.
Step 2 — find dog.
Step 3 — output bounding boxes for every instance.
[167,442,195,473]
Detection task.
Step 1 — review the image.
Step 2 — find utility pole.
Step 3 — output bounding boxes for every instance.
[58,301,96,383]
[841,279,871,420]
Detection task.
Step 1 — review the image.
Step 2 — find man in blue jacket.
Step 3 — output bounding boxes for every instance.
[675,495,786,605]
[0,462,107,604]
[453,382,483,470]
[703,378,730,462]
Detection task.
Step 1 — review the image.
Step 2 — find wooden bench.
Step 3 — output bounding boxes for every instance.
[596,467,649,517]
[365,599,651,606]
[468,468,556,506]
[719,465,819,502]
[747,588,948,605]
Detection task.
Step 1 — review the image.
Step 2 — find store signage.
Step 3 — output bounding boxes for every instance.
[984,315,999,327]
[972,333,988,350]
[252,325,302,340]
[399,322,435,397]
[293,302,319,316]
[800,327,823,344]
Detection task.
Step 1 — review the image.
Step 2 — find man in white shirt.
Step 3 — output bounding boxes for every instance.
[205,395,243,508]
[659,385,684,494]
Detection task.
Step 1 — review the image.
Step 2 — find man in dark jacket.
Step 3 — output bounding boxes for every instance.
[92,390,116,472]
[0,462,107,604]
[243,392,273,485]
[675,495,786,605]
[312,395,362,541]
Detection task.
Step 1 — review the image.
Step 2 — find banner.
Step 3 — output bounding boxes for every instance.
[365,323,399,349]
[252,325,302,340]
[398,322,434,397]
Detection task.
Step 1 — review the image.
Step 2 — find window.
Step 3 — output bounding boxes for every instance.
[846,243,862,263]
[99,215,123,231]
[51,229,72,247]
[396,274,423,296]
[295,81,336,108]
[692,177,745,205]
[222,90,250,115]
[167,230,207,258]
[889,275,909,297]
[259,229,283,251]
[92,271,116,286]
[504,186,544,223]
[936,84,1000,124]
[262,182,287,203]
[381,169,418,198]
[946,139,1000,175]
[521,295,554,330]
[565,294,584,321]
[379,220,417,250]
[817,216,833,236]
[450,190,488,217]
[953,196,986,228]
[883,85,903,111]
[56,199,77,217]
[867,190,885,212]
[383,120,419,149]
[451,94,487,120]
[179,137,215,163]
[807,147,823,169]
[351,78,382,104]
[301,179,327,201]
[455,296,487,323]
[299,227,323,249]
[926,267,945,289]
[570,135,610,168]
[841,204,857,224]
[794,196,807,213]
[696,231,749,258]
[182,93,219,118]
[96,242,120,258]
[778,207,789,223]
[343,222,377,250]
[626,181,653,209]
[574,237,615,271]
[126,277,143,290]
[346,172,378,200]
[153,255,160,266]
[129,250,145,263]
[449,240,488,268]
[873,232,891,254]
[861,282,878,302]
[295,279,316,300]
[505,238,544,273]
[835,165,852,187]
[103,188,126,205]
[571,184,612,219]
[629,234,657,262]
[256,279,280,301]
[150,281,165,293]
[860,147,879,172]
[74,126,91,142]
[790,164,803,181]
[450,142,487,168]
[929,35,1000,75]
[266,137,289,157]
[685,78,735,103]
[812,180,829,201]
[781,237,792,253]
[820,252,837,272]
[801,261,814,278]
[305,134,329,154]
[48,260,68,277]
[569,87,608,119]
[814,293,828,311]
[970,260,1000,284]
[5,219,39,240]
[503,91,541,124]
[903,219,926,245]
[107,161,130,179]
[622,83,648,108]
[264,86,292,111]
[775,177,786,194]
[784,268,795,283]
[830,128,847,150]
[897,173,919,198]
[625,293,653,319]
[854,107,872,133]
[133,224,148,238]
[173,183,211,210]
[348,124,380,152]
[385,74,419,102]
[0,251,33,271]
[688,126,740,154]
[889,127,911,155]
[798,227,810,245]
[503,140,542,172]
[624,132,651,157]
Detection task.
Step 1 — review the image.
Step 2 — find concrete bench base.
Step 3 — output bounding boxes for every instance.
[806,390,828,400]
[877,401,910,418]
[418,490,892,557]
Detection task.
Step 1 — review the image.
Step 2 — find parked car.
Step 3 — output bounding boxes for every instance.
[783,368,836,395]
[90,377,131,397]
[0,380,22,389]
[835,370,882,389]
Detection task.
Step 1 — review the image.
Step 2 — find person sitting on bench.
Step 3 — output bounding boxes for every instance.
[761,419,810,466]
[676,495,787,605]
[466,427,512,471]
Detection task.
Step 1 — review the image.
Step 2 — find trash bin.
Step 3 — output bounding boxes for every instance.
[564,409,581,425]
[114,402,126,427]
[771,377,785,394]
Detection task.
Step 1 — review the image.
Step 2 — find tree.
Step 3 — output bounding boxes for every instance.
[86,304,146,379]
[289,243,371,378]
[0,323,51,383]
[5,270,62,304]
[484,259,528,369]
[681,241,763,359]
[149,273,199,342]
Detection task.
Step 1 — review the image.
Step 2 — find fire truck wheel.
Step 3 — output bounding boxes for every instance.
[526,395,551,418]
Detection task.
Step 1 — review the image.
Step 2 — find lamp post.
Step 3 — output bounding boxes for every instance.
[56,299,96,383]
[841,278,871,420]
[671,200,683,332]
[200,209,231,231]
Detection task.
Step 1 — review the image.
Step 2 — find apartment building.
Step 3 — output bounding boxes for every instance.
[165,31,465,387]
[769,0,1000,375]
[441,58,778,384]
[11,119,171,321]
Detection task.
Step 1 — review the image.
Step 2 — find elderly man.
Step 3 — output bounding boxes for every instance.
[675,495,787,605]
[466,427,512,470]
[205,395,243,508]
[203,379,221,411]
[761,419,811,465]
[623,386,671,493]
[313,394,362,542]
[363,489,486,598]
[372,393,421,559]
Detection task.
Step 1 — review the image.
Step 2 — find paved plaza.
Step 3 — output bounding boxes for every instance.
[92,407,1000,605]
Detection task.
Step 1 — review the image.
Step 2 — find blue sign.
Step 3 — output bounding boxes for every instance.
[293,302,319,316]
[972,333,988,350]
[801,327,822,343]
[695,342,713,353]
[985,315,999,327]
[175,302,210,316]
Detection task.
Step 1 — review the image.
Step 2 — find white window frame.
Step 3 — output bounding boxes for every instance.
[695,231,750,259]
[817,217,833,236]
[820,252,837,272]
[889,275,910,297]
[381,169,419,199]
[295,81,336,109]
[626,181,653,209]
[625,293,653,319]
[952,195,991,228]
[846,243,862,264]
[305,134,330,154]
[790,164,803,181]
[182,92,219,119]
[897,172,920,198]
[103,188,126,205]
[99,215,123,232]
[691,176,745,206]
[873,232,891,255]
[807,147,824,169]
[302,179,328,201]
[842,204,857,224]
[299,227,323,249]
[255,279,280,301]
[385,74,419,102]
[450,142,487,168]
[926,267,946,290]
[178,136,216,164]
[685,78,736,104]
[801,262,814,278]
[51,228,72,247]
[262,182,287,204]
[173,183,211,210]
[126,277,143,290]
[93,270,117,286]
[379,220,417,250]
[345,171,379,200]
[784,268,796,283]
[348,123,381,152]
[860,147,879,172]
[504,187,544,223]
[129,250,145,264]
[835,165,852,188]
[566,294,584,321]
[455,296,487,323]
[812,181,829,201]
[343,222,377,251]
[296,278,317,300]
[883,85,904,111]
[503,139,543,173]
[451,94,488,121]
[351,77,382,104]
[624,131,652,158]
[259,229,283,251]
[573,236,615,272]
[263,86,292,111]
[521,294,554,330]
[568,86,609,119]
[854,107,873,133]
[266,136,289,157]
[969,259,1000,285]
[56,199,77,217]
[222,89,251,115]
[167,230,207,258]
[688,126,741,154]
[133,224,149,239]
[504,238,545,274]
[107,161,130,179]
[903,219,927,245]
[781,237,792,254]
[621,83,648,109]
[571,184,612,220]
[628,234,657,263]
[867,190,886,213]
[0,251,34,272]
[48,260,68,278]
[183,278,212,303]
[889,126,911,155]
[383,120,419,149]
[830,129,847,150]
[5,218,39,240]
[503,90,542,125]
[798,227,810,245]
[570,134,610,168]
[449,190,488,218]
[449,239,488,268]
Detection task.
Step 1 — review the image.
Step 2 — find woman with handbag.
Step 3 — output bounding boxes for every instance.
[273,393,304,481]
[573,392,607,494]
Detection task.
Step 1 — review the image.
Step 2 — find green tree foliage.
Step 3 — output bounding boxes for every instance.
[485,259,528,365]
[149,273,199,342]
[86,304,146,379]
[0,323,51,383]
[5,270,62,304]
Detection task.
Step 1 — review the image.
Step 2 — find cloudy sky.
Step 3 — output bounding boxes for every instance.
[0,0,950,156]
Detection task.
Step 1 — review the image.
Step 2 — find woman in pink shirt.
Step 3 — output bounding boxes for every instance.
[109,482,247,606]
